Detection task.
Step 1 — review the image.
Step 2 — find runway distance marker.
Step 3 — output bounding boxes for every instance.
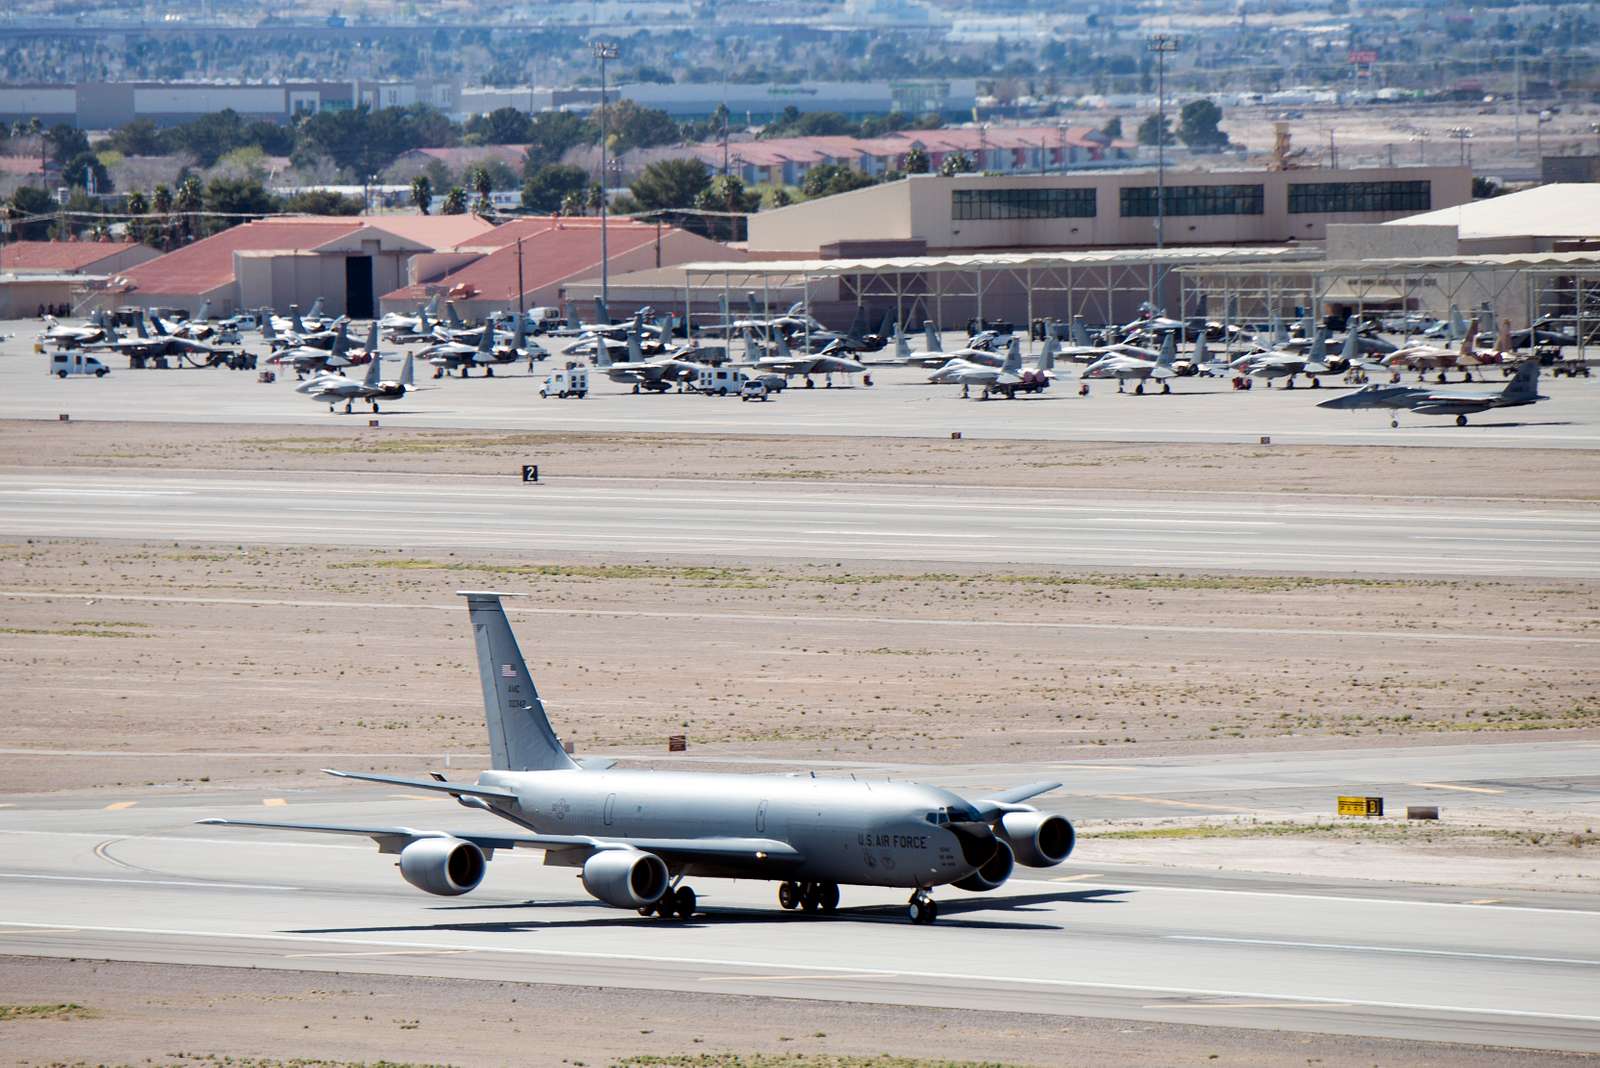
[102,801,136,811]
[262,798,286,807]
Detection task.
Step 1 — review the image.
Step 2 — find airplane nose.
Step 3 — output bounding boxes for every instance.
[947,820,999,868]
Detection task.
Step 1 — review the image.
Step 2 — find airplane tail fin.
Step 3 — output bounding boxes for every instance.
[475,322,494,361]
[847,305,868,340]
[307,297,325,320]
[1461,319,1478,357]
[1340,327,1359,362]
[893,322,910,360]
[1308,328,1326,363]
[362,349,383,387]
[461,592,580,773]
[1449,303,1467,341]
[776,328,793,360]
[566,304,580,330]
[292,309,308,335]
[1037,334,1057,371]
[1071,316,1091,347]
[446,302,464,329]
[332,320,350,355]
[425,294,440,318]
[1500,360,1541,402]
[626,325,643,363]
[1193,329,1208,366]
[135,315,149,340]
[260,313,276,342]
[1271,314,1286,347]
[924,321,942,352]
[365,321,378,352]
[1003,338,1022,373]
[151,314,168,337]
[1479,302,1497,335]
[1157,331,1176,367]
[875,309,893,339]
[399,352,415,388]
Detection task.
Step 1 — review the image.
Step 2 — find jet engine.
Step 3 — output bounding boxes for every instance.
[398,837,486,896]
[953,837,1014,892]
[581,848,670,909]
[999,812,1075,868]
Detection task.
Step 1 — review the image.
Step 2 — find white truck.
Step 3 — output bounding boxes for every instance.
[694,366,749,396]
[540,368,588,398]
[48,352,110,378]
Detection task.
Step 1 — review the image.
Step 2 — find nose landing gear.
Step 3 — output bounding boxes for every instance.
[907,890,938,925]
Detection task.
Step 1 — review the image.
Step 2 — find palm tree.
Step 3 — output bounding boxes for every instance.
[903,146,930,174]
[410,175,432,215]
[467,166,491,201]
[441,186,468,215]
[174,176,202,242]
[124,190,149,244]
[151,183,174,249]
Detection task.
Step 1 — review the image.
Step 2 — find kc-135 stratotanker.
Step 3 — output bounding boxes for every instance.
[203,592,1075,924]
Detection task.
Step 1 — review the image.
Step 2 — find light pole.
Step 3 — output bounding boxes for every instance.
[1535,109,1552,171]
[1447,126,1472,167]
[592,40,620,310]
[1147,34,1178,250]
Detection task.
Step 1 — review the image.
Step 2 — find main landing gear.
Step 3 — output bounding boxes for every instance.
[639,884,697,919]
[778,880,840,914]
[907,890,938,925]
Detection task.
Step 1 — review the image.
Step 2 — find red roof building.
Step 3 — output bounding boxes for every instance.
[0,240,158,276]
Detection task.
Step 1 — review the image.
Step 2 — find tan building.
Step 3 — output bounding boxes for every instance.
[747,166,1473,254]
[0,239,160,317]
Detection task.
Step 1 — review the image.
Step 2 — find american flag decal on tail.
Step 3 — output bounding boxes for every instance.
[501,663,517,678]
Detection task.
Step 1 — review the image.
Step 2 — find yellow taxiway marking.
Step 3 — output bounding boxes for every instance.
[1051,872,1106,883]
[0,803,15,808]
[103,801,137,811]
[1468,898,1505,906]
[388,794,437,801]
[699,973,889,983]
[283,950,469,959]
[1049,764,1141,772]
[1149,1001,1354,1011]
[1411,782,1504,795]
[1100,794,1242,812]
[262,798,287,807]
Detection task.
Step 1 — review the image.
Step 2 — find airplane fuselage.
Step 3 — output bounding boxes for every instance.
[477,767,991,889]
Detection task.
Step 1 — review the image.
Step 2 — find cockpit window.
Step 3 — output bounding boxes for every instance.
[925,810,952,825]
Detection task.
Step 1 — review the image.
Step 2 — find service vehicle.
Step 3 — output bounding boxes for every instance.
[48,352,110,377]
[695,366,749,395]
[540,368,588,398]
[739,379,772,401]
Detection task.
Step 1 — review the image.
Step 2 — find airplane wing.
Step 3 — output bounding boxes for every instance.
[197,817,804,865]
[981,781,1062,806]
[322,768,520,800]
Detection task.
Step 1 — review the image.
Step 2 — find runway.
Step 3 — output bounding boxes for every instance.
[2,767,1598,1053]
[2,469,1598,577]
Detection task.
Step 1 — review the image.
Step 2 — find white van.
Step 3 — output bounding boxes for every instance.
[49,352,110,378]
[540,368,588,398]
[695,366,749,396]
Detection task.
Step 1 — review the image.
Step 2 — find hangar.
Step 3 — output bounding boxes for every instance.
[0,239,160,317]
[93,215,496,319]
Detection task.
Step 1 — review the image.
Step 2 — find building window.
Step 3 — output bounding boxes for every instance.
[1120,184,1265,217]
[1288,180,1431,214]
[952,187,1097,221]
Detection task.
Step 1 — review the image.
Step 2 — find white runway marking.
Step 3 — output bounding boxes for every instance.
[0,873,299,891]
[1169,935,1600,967]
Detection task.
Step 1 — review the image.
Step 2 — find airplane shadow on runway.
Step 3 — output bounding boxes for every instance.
[288,888,1128,935]
[1408,420,1576,430]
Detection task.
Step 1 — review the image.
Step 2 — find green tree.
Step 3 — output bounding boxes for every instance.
[174,175,203,242]
[466,166,491,200]
[463,107,533,145]
[800,162,877,199]
[410,174,432,214]
[628,157,711,211]
[591,99,681,152]
[46,123,90,165]
[938,152,974,176]
[123,189,150,244]
[281,189,364,215]
[769,186,793,208]
[63,151,111,193]
[1100,116,1123,139]
[520,163,589,213]
[523,111,589,172]
[903,146,930,174]
[202,175,274,235]
[1177,99,1229,149]
[694,174,760,241]
[107,118,163,156]
[6,185,55,239]
[1138,113,1174,147]
[441,186,468,215]
[559,189,587,216]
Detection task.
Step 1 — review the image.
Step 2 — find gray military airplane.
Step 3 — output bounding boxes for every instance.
[743,331,866,386]
[298,352,417,413]
[594,328,703,392]
[202,593,1073,924]
[1316,360,1545,426]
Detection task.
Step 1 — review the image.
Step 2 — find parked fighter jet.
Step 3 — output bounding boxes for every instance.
[87,314,231,364]
[268,320,357,378]
[419,321,515,377]
[201,593,1075,925]
[379,296,442,340]
[38,310,111,349]
[1080,332,1179,393]
[1317,360,1545,427]
[743,332,865,387]
[937,338,1054,399]
[298,352,418,414]
[593,329,703,393]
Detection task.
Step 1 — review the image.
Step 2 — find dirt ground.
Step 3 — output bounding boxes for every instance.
[2,957,1591,1068]
[1,421,1596,797]
[4,420,1598,499]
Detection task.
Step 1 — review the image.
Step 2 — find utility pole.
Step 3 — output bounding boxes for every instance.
[516,236,525,324]
[593,40,620,310]
[1147,34,1178,250]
